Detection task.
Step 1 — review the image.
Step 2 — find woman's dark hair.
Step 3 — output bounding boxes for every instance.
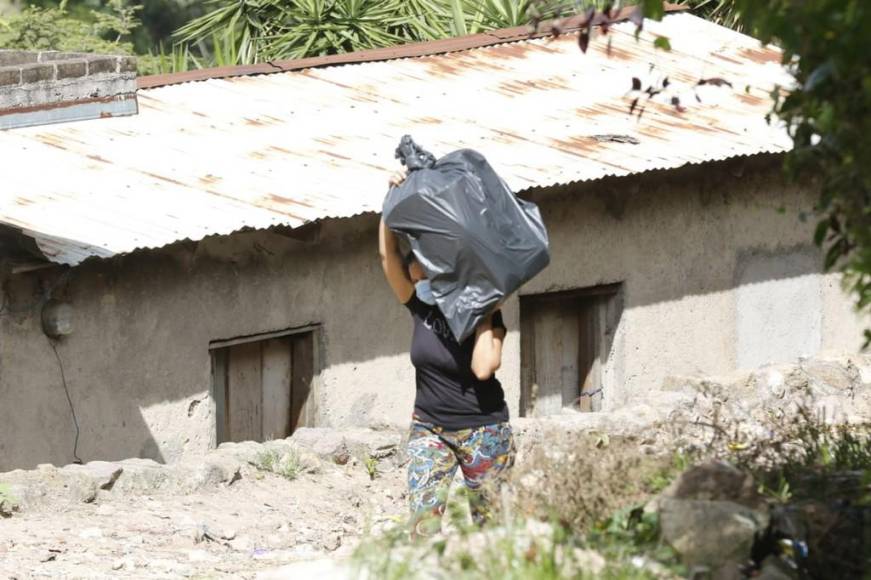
[402,249,416,269]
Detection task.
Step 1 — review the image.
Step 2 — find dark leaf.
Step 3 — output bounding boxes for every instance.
[584,6,595,43]
[814,219,829,246]
[824,238,847,271]
[829,215,841,233]
[584,6,596,23]
[671,96,686,112]
[578,30,589,52]
[629,97,639,115]
[662,76,670,88]
[631,77,641,91]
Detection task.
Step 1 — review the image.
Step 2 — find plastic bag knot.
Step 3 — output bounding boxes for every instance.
[395,135,436,170]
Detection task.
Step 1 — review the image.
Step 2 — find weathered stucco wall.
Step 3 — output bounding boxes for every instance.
[1,157,866,470]
[515,158,866,409]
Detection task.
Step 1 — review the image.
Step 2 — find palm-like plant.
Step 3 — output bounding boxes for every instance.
[678,0,742,31]
[176,0,458,64]
[175,0,598,66]
[173,0,741,68]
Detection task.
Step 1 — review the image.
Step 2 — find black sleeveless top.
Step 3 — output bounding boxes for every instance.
[405,295,509,429]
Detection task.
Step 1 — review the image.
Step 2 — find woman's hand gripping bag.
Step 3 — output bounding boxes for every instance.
[383,135,550,342]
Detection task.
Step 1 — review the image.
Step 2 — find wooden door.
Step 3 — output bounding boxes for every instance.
[227,341,263,441]
[212,330,316,445]
[520,287,617,417]
[261,338,292,441]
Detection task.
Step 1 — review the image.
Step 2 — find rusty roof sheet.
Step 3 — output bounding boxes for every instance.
[0,13,792,266]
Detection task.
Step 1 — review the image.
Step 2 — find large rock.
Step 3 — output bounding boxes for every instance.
[290,427,401,463]
[655,462,769,568]
[59,461,124,502]
[659,498,767,567]
[165,456,242,493]
[110,458,169,494]
[660,461,764,509]
[1,461,124,507]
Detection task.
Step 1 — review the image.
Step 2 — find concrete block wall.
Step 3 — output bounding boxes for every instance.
[0,49,137,129]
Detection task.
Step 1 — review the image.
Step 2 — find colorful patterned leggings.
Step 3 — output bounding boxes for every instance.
[406,418,515,535]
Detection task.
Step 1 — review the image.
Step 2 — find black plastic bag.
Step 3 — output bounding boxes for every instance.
[383,135,550,342]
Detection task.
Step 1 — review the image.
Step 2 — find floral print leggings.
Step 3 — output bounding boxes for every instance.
[406,418,515,535]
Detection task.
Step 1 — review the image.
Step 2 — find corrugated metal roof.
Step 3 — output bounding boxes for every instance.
[0,13,792,266]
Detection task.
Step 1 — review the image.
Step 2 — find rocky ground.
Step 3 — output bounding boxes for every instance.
[2,354,870,579]
[0,430,407,579]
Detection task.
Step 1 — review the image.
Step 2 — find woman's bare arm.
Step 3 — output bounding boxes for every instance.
[471,311,505,381]
[380,168,414,303]
[379,219,414,304]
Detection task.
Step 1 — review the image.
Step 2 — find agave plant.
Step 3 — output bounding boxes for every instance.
[176,0,457,64]
[173,0,742,68]
[679,0,742,30]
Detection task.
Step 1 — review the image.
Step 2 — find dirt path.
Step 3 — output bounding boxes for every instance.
[1,452,405,579]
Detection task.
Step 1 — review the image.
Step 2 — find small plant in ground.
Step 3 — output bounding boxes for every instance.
[0,483,18,517]
[253,449,279,472]
[758,471,792,504]
[588,504,684,576]
[365,454,379,481]
[251,448,303,481]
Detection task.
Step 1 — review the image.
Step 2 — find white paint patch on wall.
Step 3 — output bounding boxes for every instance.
[736,250,822,369]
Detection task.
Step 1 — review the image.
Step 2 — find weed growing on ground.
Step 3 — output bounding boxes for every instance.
[0,483,18,517]
[251,448,303,481]
[587,504,684,576]
[364,454,379,481]
[353,511,679,579]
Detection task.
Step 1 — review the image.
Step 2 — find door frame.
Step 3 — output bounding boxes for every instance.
[208,324,321,447]
[519,284,621,417]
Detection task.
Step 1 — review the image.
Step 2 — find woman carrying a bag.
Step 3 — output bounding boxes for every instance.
[377,170,515,537]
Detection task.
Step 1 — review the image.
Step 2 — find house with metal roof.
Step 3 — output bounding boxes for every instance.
[0,11,865,470]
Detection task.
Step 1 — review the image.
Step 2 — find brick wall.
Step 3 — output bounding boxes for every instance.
[0,49,137,129]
